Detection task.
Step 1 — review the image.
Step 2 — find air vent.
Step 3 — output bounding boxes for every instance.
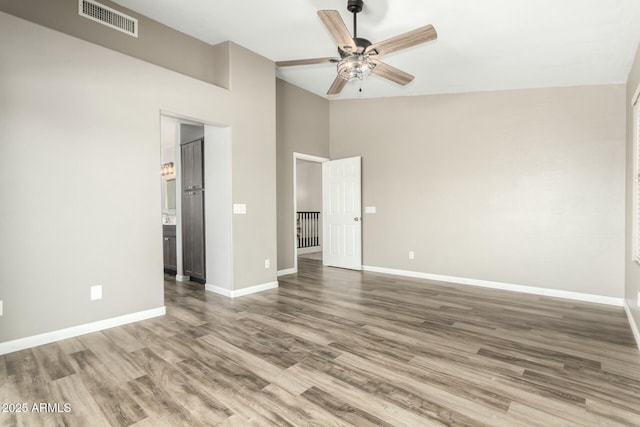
[79,0,138,37]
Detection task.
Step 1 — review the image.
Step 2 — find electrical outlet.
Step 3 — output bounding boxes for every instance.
[264,259,271,269]
[0,300,3,316]
[91,285,102,301]
[409,251,415,260]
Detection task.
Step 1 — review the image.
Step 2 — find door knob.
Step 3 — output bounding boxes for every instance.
[354,217,360,222]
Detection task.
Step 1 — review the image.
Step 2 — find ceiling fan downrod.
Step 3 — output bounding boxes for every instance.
[347,0,364,38]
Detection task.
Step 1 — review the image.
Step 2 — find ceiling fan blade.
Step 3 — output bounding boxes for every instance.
[366,24,437,57]
[370,59,414,86]
[317,10,357,52]
[327,75,347,95]
[276,57,336,67]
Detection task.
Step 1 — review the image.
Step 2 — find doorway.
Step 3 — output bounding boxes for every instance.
[160,118,206,282]
[296,159,322,263]
[293,153,328,273]
[160,113,233,291]
[292,153,363,273]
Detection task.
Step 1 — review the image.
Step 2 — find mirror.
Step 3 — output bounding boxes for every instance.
[164,179,176,212]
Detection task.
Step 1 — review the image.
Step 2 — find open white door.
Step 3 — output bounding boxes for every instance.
[322,156,362,270]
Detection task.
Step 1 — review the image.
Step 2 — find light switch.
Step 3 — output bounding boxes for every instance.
[233,204,247,215]
[365,206,377,214]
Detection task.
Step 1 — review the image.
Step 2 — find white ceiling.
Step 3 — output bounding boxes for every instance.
[112,0,640,99]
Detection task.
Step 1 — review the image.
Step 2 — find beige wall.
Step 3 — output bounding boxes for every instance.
[229,42,278,289]
[212,42,231,90]
[0,0,217,85]
[0,13,278,342]
[330,85,626,298]
[276,79,329,271]
[0,11,231,342]
[625,43,640,335]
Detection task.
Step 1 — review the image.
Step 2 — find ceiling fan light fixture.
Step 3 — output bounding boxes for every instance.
[277,2,437,95]
[337,54,376,81]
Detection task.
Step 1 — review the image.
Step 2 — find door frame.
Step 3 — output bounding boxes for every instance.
[293,152,329,274]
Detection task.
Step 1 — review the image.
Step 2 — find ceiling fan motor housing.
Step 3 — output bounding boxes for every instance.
[338,37,372,57]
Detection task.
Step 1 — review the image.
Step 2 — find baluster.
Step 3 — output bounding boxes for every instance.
[304,212,309,248]
[314,212,318,247]
[297,212,301,248]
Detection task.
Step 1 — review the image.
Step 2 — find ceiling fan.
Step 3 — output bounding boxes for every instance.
[276,0,437,95]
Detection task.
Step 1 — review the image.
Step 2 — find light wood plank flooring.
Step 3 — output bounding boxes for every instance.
[2,257,640,426]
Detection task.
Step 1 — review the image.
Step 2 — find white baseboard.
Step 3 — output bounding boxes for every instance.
[362,265,624,307]
[176,275,190,282]
[624,301,640,351]
[297,247,322,255]
[277,268,296,277]
[206,281,278,298]
[0,306,166,356]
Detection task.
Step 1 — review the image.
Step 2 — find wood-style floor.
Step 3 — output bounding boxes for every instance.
[2,258,640,426]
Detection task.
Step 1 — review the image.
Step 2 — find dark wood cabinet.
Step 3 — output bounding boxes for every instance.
[162,225,177,273]
[181,138,206,282]
[182,138,204,191]
[182,190,205,281]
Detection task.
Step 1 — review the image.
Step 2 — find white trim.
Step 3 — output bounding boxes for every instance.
[278,268,296,276]
[362,266,624,307]
[293,152,329,274]
[633,100,640,264]
[233,281,278,297]
[176,275,190,282]
[633,82,640,107]
[294,152,330,163]
[0,307,166,356]
[205,284,233,298]
[206,281,278,298]
[624,301,640,351]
